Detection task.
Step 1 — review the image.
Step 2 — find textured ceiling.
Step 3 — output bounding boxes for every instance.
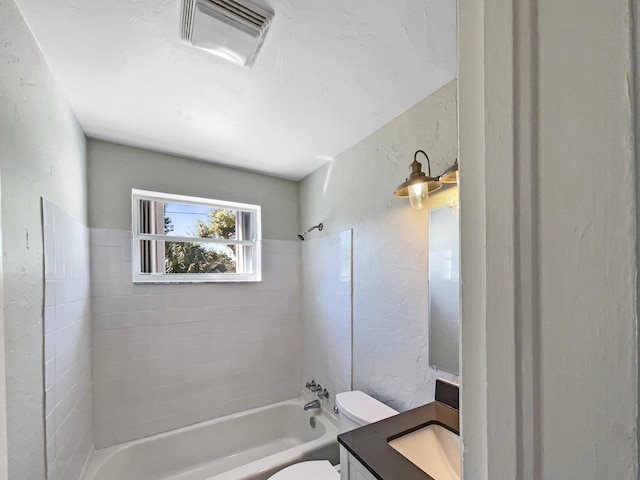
[15,0,456,180]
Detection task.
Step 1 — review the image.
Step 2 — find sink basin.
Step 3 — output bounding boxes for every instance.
[388,424,461,480]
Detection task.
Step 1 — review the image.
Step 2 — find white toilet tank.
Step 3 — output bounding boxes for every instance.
[335,391,398,480]
[335,391,398,432]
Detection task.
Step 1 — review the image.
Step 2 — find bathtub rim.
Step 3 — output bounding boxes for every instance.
[83,396,339,480]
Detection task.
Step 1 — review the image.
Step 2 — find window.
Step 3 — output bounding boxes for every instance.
[132,189,261,283]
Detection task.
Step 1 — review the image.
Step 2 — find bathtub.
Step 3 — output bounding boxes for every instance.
[83,397,339,480]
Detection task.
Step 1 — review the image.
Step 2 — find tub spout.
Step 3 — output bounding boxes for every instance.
[304,399,321,410]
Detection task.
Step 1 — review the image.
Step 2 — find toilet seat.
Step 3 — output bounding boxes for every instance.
[268,460,340,480]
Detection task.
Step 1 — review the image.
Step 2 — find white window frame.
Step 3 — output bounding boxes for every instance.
[132,189,262,283]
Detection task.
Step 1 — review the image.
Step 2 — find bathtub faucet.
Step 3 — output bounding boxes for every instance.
[303,399,321,410]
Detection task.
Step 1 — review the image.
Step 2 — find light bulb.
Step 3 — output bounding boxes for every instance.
[450,198,460,217]
[408,182,428,209]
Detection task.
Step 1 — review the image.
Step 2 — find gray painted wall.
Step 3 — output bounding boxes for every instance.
[87,139,299,240]
[87,140,303,446]
[0,0,89,478]
[299,80,459,411]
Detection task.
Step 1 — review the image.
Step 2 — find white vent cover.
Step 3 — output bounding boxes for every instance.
[180,0,273,67]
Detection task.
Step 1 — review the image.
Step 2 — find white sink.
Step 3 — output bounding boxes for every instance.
[388,424,461,480]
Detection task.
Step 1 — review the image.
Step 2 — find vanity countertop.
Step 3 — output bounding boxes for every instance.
[337,401,460,480]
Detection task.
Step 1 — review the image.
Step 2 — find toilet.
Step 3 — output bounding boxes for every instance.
[268,391,398,480]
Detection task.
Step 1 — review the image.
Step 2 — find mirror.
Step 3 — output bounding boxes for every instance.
[428,205,460,374]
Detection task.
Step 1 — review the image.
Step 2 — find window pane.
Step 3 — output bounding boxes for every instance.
[237,244,254,274]
[164,241,237,274]
[237,211,253,240]
[163,203,238,240]
[138,239,166,274]
[140,239,152,273]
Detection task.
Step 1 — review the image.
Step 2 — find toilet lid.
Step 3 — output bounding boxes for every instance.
[268,461,340,480]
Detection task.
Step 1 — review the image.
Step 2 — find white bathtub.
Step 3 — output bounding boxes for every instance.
[83,397,339,480]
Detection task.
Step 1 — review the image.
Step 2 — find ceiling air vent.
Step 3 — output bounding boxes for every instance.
[180,0,274,67]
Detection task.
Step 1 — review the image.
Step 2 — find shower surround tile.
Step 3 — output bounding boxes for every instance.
[42,200,93,480]
[90,230,302,448]
[301,230,352,415]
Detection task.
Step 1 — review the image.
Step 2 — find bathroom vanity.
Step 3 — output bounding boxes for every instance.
[337,381,460,480]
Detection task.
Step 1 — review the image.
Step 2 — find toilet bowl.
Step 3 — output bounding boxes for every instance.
[268,460,339,480]
[268,391,398,480]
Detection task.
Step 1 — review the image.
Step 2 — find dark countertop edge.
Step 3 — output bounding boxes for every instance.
[337,401,460,480]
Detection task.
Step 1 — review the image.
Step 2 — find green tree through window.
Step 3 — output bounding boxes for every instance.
[196,209,237,253]
[164,209,237,273]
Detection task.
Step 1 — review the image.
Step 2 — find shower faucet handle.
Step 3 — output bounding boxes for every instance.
[310,383,322,392]
[317,389,329,399]
[305,380,316,390]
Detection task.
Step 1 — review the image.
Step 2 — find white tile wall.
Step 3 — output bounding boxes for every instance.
[42,200,93,480]
[301,230,352,413]
[90,230,302,448]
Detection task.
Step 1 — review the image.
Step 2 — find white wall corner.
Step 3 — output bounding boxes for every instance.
[460,0,639,479]
[0,174,7,480]
[459,0,519,477]
[631,0,640,473]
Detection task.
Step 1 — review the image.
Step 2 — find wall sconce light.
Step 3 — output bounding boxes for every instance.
[394,150,442,209]
[439,159,459,185]
[441,159,460,216]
